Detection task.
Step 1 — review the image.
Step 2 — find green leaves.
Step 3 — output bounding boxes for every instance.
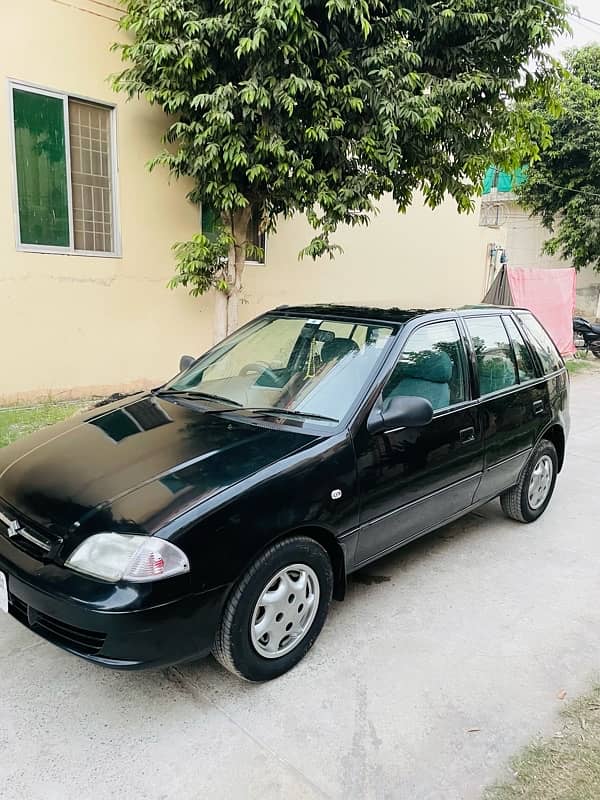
[114,0,570,286]
[168,230,233,297]
[518,44,600,271]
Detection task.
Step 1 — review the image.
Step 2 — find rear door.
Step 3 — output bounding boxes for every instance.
[465,313,552,502]
[515,309,570,431]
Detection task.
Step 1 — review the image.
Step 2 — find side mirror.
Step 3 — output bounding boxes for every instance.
[367,395,434,434]
[179,355,195,373]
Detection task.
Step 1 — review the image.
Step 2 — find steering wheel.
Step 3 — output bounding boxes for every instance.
[239,362,279,383]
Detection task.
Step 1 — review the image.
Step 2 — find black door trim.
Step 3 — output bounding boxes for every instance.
[359,472,482,531]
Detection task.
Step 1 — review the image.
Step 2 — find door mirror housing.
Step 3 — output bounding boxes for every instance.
[367,395,434,434]
[179,355,195,373]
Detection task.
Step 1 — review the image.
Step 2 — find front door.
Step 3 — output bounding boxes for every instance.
[354,319,484,565]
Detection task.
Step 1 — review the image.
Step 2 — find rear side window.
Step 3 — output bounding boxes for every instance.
[516,313,563,375]
[503,316,537,382]
[465,316,518,396]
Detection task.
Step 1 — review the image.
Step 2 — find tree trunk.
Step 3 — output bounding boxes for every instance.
[213,289,228,343]
[213,207,251,342]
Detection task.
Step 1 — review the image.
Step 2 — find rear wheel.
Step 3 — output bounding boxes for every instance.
[591,343,600,360]
[500,439,558,523]
[213,536,333,681]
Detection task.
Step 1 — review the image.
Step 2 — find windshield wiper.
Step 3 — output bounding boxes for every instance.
[157,391,336,422]
[211,407,339,423]
[154,388,243,407]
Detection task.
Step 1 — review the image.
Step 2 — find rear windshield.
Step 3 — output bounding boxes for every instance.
[516,313,563,375]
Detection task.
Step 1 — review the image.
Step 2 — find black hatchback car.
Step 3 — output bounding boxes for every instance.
[0,305,569,681]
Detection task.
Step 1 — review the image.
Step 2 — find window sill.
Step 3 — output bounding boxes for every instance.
[16,245,122,259]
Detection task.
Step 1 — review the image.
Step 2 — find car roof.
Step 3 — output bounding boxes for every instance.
[272,303,528,325]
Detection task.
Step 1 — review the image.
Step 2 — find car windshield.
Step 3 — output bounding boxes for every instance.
[162,315,396,426]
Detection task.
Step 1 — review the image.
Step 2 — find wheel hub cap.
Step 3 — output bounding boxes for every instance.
[250,564,320,659]
[528,454,554,510]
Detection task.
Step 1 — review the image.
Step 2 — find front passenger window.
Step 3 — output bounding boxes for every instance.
[466,316,518,396]
[383,321,466,411]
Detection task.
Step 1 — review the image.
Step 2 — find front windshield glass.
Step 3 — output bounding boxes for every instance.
[164,315,396,426]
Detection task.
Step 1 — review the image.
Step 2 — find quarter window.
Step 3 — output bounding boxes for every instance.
[516,313,563,374]
[466,316,518,396]
[503,316,537,382]
[383,321,466,411]
[11,84,118,255]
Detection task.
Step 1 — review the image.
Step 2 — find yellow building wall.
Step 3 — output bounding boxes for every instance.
[1,0,489,404]
[0,0,208,403]
[240,195,489,330]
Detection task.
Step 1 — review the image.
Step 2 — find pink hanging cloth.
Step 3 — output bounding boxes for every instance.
[506,267,576,356]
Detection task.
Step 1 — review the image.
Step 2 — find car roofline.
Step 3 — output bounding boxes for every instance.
[267,304,530,326]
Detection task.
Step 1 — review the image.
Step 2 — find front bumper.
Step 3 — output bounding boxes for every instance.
[1,538,229,670]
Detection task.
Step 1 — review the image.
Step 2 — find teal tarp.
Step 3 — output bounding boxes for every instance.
[482,166,527,195]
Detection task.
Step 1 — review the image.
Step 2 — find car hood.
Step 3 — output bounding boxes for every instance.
[0,395,319,540]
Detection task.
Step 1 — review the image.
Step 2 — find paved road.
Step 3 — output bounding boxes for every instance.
[2,373,599,800]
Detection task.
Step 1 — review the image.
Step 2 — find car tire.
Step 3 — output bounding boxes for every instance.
[212,536,333,682]
[500,439,558,523]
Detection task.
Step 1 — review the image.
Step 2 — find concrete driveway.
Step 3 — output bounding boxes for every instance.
[2,373,600,800]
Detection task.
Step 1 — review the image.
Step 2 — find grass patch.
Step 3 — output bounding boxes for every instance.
[566,358,596,375]
[0,402,88,448]
[486,687,600,800]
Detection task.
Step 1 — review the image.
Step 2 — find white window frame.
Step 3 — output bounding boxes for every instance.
[8,79,121,258]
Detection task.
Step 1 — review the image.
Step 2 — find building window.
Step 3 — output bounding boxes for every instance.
[10,83,119,256]
[201,205,266,264]
[246,206,266,264]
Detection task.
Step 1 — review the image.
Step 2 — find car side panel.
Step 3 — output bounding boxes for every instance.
[472,379,551,502]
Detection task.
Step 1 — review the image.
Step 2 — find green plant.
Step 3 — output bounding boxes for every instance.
[168,231,233,297]
[114,0,569,340]
[518,44,600,270]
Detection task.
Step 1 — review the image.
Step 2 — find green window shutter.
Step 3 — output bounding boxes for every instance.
[13,88,70,247]
[201,206,219,242]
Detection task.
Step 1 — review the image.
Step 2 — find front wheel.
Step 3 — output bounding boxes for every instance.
[500,439,558,523]
[213,536,333,681]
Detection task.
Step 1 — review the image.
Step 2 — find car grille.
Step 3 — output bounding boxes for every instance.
[8,593,106,656]
[0,505,60,560]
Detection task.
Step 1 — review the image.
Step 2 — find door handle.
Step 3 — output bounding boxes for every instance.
[459,427,476,444]
[533,400,544,415]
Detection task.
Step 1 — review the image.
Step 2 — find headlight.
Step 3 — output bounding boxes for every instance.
[65,533,190,583]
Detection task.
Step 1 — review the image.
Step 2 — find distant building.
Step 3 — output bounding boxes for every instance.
[480,167,600,319]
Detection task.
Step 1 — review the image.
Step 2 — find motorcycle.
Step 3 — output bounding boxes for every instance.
[573,316,600,359]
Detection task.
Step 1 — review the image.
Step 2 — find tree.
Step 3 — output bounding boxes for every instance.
[517,44,600,271]
[114,0,568,340]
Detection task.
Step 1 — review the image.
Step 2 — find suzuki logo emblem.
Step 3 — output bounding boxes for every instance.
[7,519,21,538]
